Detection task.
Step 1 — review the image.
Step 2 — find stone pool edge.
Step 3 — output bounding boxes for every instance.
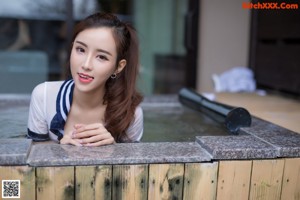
[1,116,300,166]
[196,116,300,160]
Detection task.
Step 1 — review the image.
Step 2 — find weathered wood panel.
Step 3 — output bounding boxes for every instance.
[148,164,184,200]
[112,164,148,200]
[2,158,300,200]
[183,162,218,200]
[0,166,35,200]
[36,167,74,200]
[216,160,252,200]
[281,158,300,200]
[249,159,285,200]
[75,165,112,200]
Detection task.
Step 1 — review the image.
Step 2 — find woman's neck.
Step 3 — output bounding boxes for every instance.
[73,87,105,110]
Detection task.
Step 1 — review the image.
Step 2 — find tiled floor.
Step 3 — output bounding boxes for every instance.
[215,92,300,134]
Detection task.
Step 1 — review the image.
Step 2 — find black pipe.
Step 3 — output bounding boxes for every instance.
[178,88,252,134]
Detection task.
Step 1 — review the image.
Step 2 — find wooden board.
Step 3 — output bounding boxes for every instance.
[0,166,35,200]
[183,162,218,200]
[75,165,112,200]
[148,163,184,200]
[281,158,300,200]
[112,164,148,200]
[216,160,252,200]
[36,166,74,200]
[250,159,285,200]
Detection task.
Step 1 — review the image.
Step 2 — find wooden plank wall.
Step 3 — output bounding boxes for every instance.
[0,158,299,200]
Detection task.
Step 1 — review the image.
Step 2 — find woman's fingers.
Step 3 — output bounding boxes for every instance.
[69,139,84,146]
[83,137,115,147]
[79,132,113,144]
[73,129,99,139]
[72,123,105,139]
[74,124,84,129]
[60,132,83,146]
[69,123,115,147]
[75,123,103,133]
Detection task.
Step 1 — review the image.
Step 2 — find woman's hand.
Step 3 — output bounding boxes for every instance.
[60,131,83,146]
[71,123,115,147]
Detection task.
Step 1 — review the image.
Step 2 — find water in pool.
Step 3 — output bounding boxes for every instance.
[141,104,228,142]
[0,96,229,141]
[0,96,30,139]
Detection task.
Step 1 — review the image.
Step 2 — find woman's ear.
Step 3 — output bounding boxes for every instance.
[116,59,127,74]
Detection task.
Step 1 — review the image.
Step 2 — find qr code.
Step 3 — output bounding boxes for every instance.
[2,180,20,198]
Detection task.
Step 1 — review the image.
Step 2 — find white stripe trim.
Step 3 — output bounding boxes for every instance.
[59,80,71,120]
[65,81,74,113]
[136,128,143,141]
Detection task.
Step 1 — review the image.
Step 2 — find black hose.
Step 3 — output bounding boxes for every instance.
[178,88,252,134]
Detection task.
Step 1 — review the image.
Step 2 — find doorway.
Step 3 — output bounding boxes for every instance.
[133,0,199,95]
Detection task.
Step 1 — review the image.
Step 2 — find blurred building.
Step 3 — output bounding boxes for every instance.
[1,0,298,95]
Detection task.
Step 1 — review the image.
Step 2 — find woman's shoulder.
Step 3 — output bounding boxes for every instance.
[32,81,64,93]
[45,81,65,89]
[135,106,143,117]
[31,81,64,101]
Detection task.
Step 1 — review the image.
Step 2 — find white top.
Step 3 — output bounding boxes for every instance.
[27,80,143,142]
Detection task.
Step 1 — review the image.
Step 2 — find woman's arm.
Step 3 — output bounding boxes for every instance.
[124,106,144,142]
[27,83,50,141]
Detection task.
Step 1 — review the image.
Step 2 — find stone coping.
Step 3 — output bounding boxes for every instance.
[27,142,211,167]
[1,116,300,166]
[196,117,300,160]
[0,139,32,165]
[0,141,211,166]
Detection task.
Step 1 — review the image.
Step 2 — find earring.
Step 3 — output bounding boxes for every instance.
[110,73,117,79]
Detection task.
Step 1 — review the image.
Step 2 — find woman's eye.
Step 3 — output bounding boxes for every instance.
[97,55,108,61]
[75,47,85,53]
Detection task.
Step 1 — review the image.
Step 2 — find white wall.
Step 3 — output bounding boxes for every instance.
[196,0,251,93]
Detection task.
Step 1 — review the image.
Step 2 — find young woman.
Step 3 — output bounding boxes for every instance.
[27,13,143,146]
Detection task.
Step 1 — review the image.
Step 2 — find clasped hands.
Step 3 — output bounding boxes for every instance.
[60,123,115,147]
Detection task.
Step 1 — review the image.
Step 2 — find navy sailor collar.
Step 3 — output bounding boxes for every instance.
[50,79,75,140]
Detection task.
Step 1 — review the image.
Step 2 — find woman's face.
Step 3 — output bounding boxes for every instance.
[70,27,124,93]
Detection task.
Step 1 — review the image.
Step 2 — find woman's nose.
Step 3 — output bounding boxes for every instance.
[82,55,93,71]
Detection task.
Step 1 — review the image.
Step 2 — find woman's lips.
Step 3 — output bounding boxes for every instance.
[78,73,94,83]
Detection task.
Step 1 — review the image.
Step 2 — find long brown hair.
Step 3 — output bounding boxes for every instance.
[71,13,143,142]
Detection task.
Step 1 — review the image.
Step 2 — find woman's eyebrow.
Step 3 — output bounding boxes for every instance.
[75,41,112,56]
